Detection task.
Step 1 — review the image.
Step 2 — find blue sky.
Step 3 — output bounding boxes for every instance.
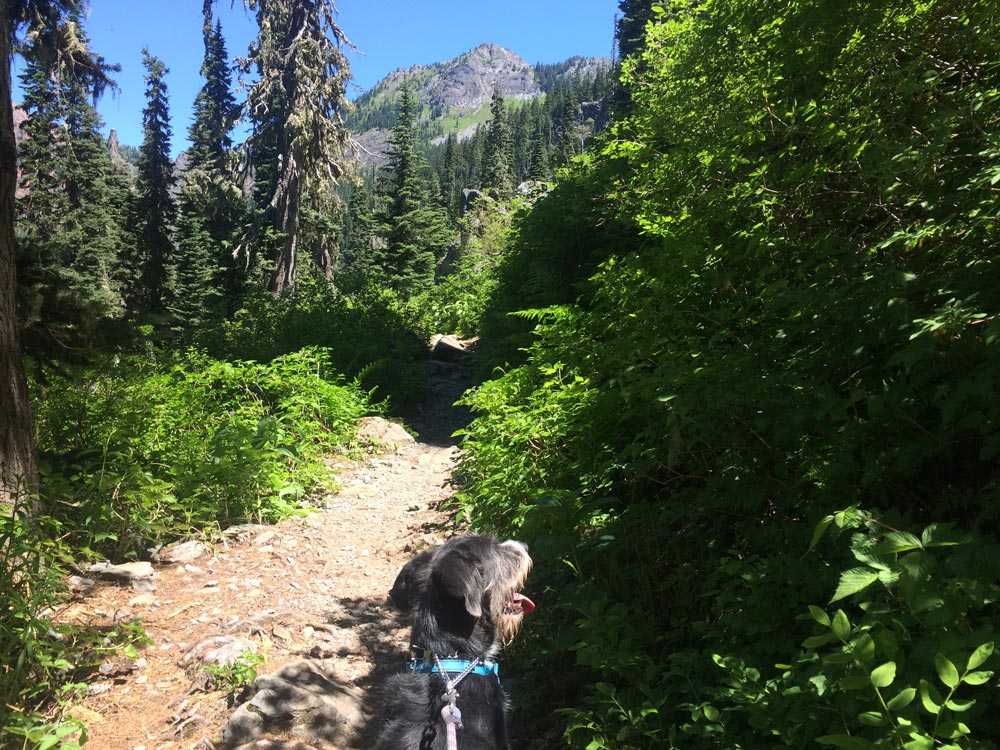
[15,0,619,156]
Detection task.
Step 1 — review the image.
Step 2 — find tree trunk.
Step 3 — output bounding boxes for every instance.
[0,12,39,503]
[269,171,300,295]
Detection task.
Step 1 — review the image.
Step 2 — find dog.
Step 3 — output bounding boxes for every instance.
[377,535,535,750]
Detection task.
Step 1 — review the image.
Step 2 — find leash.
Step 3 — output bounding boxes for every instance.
[434,654,479,750]
[408,649,496,750]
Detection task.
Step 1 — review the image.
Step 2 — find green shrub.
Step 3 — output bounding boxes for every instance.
[203,273,427,406]
[1,505,151,748]
[454,0,1000,747]
[32,346,370,558]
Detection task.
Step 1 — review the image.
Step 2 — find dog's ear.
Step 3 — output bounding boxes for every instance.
[432,551,485,618]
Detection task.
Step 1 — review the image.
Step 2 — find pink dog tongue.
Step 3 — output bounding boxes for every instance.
[512,592,536,614]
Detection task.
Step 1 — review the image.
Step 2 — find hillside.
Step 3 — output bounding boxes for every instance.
[348,43,611,166]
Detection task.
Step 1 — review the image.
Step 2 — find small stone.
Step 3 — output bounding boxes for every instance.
[86,682,112,696]
[272,625,293,642]
[128,593,157,607]
[158,540,208,564]
[181,635,257,669]
[183,564,204,575]
[254,530,277,547]
[67,575,96,593]
[88,561,154,584]
[406,504,421,512]
[302,626,314,639]
[136,675,148,685]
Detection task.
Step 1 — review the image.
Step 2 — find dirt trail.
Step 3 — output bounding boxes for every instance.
[61,346,477,750]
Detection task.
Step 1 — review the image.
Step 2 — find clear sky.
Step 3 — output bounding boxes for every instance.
[14,0,619,157]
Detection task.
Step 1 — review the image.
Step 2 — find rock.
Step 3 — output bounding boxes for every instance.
[128,593,157,607]
[86,682,112,697]
[271,625,293,643]
[67,575,96,594]
[98,658,137,677]
[253,530,277,547]
[66,705,104,726]
[516,179,549,197]
[356,417,415,450]
[159,540,208,564]
[222,524,268,542]
[181,635,257,670]
[462,187,484,211]
[430,334,470,362]
[222,704,265,747]
[88,561,154,584]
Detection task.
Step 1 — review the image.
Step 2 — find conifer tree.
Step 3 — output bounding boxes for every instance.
[242,0,351,295]
[341,181,377,287]
[379,85,450,294]
[16,25,126,346]
[2,1,118,499]
[529,120,550,181]
[440,133,460,220]
[170,0,240,331]
[483,88,514,197]
[132,48,175,314]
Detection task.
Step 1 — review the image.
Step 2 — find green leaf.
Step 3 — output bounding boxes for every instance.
[703,705,720,721]
[935,654,960,689]
[966,641,994,671]
[803,633,837,649]
[903,736,933,750]
[809,515,834,551]
[817,735,874,750]
[808,605,831,627]
[857,711,885,727]
[871,661,896,688]
[878,531,923,553]
[848,633,876,663]
[831,610,851,641]
[962,670,993,685]
[830,568,879,602]
[919,679,941,714]
[944,698,975,712]
[887,687,916,710]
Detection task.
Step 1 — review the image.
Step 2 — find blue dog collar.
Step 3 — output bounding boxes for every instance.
[408,657,500,678]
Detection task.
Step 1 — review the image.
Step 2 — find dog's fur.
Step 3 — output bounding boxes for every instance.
[377,535,532,750]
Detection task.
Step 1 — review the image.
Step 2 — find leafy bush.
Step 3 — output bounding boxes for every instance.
[1,505,151,748]
[32,346,370,558]
[204,650,265,697]
[455,0,1000,747]
[202,273,427,406]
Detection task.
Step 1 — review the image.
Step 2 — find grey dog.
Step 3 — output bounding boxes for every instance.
[376,535,535,750]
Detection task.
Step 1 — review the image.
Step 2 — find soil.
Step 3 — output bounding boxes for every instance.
[56,348,478,750]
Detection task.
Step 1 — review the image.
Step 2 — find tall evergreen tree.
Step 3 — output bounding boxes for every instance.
[483,88,514,197]
[340,180,377,287]
[16,22,126,348]
[528,120,550,181]
[440,133,460,220]
[189,3,236,171]
[379,85,451,294]
[2,0,116,499]
[170,0,240,332]
[242,0,351,295]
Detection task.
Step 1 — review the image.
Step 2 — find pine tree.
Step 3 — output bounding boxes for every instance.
[242,0,351,295]
[483,88,514,197]
[340,181,377,287]
[16,27,127,347]
[132,48,176,315]
[440,133,460,220]
[379,85,451,294]
[189,3,236,172]
[170,0,240,331]
[528,120,550,181]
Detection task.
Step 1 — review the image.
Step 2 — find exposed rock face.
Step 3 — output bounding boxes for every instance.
[347,44,611,165]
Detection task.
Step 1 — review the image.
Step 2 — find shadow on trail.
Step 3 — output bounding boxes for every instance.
[321,595,415,748]
[398,344,480,448]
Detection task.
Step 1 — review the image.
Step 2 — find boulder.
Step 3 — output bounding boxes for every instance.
[430,334,469,362]
[182,635,257,670]
[87,562,155,589]
[158,539,208,564]
[356,417,415,449]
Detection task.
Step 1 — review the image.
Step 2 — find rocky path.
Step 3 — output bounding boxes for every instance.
[60,341,478,750]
